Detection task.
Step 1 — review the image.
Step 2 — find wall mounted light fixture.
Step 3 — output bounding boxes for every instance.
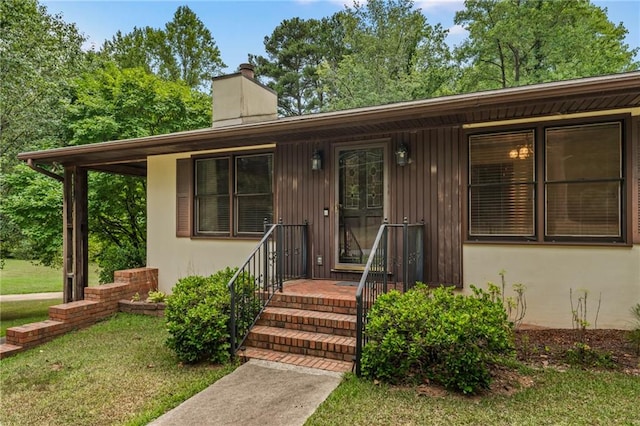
[311,149,323,171]
[395,143,409,166]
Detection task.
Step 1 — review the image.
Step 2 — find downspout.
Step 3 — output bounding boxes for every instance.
[26,158,64,182]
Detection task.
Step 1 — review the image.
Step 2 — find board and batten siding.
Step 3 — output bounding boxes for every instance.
[275,127,463,287]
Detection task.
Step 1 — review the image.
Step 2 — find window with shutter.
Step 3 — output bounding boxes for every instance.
[183,152,273,237]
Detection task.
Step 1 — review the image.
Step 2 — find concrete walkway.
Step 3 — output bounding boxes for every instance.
[0,292,63,302]
[149,359,343,426]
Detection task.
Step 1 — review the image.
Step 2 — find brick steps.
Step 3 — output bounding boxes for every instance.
[268,293,357,315]
[239,347,352,373]
[258,307,356,337]
[246,325,356,362]
[240,290,358,371]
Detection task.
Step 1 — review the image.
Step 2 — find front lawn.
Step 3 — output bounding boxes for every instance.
[0,299,62,337]
[0,313,235,426]
[307,370,640,425]
[0,258,100,295]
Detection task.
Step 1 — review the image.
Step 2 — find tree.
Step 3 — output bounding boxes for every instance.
[454,0,639,91]
[0,0,85,173]
[101,5,225,91]
[320,0,454,111]
[250,17,346,116]
[99,27,163,75]
[63,63,212,280]
[65,63,212,143]
[0,164,63,265]
[0,0,85,263]
[164,5,225,89]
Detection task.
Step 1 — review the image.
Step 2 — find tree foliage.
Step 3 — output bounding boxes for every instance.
[63,63,212,281]
[251,17,346,116]
[0,164,63,265]
[65,63,212,143]
[1,2,216,282]
[0,0,85,173]
[101,5,225,90]
[454,0,639,91]
[319,0,454,111]
[0,0,84,264]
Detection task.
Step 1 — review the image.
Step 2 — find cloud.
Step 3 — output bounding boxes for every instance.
[447,24,467,36]
[416,0,465,13]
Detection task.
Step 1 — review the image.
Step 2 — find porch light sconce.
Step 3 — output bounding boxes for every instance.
[395,143,409,167]
[311,149,323,171]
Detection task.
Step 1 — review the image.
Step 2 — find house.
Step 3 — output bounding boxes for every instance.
[18,66,640,330]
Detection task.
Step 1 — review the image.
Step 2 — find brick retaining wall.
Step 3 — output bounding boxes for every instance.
[0,267,158,359]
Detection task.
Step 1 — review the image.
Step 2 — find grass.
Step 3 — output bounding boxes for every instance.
[306,371,640,425]
[0,313,236,426]
[0,299,62,337]
[0,258,100,295]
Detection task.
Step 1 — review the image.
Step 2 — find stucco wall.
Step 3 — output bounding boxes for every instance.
[147,153,257,293]
[463,244,640,329]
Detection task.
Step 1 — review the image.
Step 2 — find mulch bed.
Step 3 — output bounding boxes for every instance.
[514,328,639,374]
[412,328,639,398]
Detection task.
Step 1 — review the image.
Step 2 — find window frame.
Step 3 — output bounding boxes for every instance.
[468,129,537,239]
[544,122,623,241]
[465,116,629,245]
[192,151,274,238]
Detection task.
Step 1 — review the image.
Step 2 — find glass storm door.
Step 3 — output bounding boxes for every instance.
[337,146,385,265]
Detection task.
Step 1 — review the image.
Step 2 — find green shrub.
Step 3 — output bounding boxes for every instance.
[628,303,640,356]
[165,268,237,364]
[146,290,166,303]
[361,285,515,394]
[564,342,615,369]
[97,242,145,284]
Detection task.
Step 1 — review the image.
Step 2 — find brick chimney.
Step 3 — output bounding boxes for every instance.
[211,63,277,128]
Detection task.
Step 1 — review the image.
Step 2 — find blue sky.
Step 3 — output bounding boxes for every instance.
[43,0,640,73]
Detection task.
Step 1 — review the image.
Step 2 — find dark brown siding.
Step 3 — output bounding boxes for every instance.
[389,128,462,286]
[275,127,463,287]
[176,158,192,237]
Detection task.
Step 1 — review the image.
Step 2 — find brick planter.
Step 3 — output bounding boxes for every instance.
[118,299,166,317]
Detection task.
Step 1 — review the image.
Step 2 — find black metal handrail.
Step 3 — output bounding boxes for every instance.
[228,220,308,355]
[354,218,424,376]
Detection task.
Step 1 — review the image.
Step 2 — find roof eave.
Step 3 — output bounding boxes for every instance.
[17,71,640,167]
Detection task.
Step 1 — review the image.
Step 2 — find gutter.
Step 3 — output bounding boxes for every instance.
[26,159,64,182]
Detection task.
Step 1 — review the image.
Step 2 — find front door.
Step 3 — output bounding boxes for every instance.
[336,145,386,266]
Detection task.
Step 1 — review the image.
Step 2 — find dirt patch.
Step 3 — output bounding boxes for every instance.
[515,328,639,375]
